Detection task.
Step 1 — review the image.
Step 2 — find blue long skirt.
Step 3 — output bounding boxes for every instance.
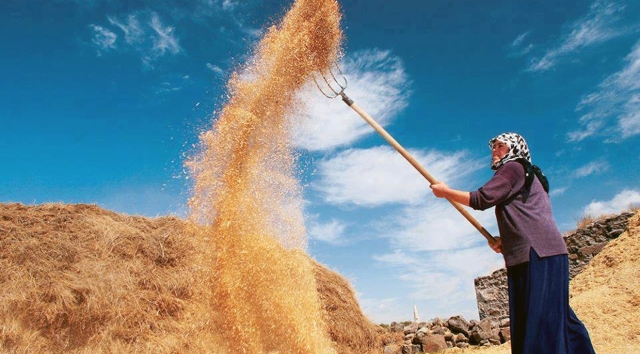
[506,248,596,354]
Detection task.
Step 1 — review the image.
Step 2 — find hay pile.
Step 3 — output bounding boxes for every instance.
[0,203,208,353]
[0,203,390,353]
[568,211,640,353]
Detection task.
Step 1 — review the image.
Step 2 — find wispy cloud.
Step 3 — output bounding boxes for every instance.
[149,13,181,56]
[91,11,182,68]
[194,0,261,39]
[372,249,421,266]
[156,82,182,93]
[512,31,530,47]
[572,160,610,178]
[582,189,640,217]
[549,186,568,197]
[527,0,626,72]
[404,247,503,299]
[196,0,242,14]
[292,49,411,152]
[148,73,192,95]
[359,297,409,324]
[89,25,117,55]
[370,245,503,321]
[222,0,239,11]
[206,63,225,76]
[570,39,640,141]
[306,216,348,245]
[108,14,144,45]
[377,202,497,252]
[312,147,478,208]
[509,31,534,57]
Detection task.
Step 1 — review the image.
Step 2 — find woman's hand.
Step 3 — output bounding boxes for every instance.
[430,181,471,206]
[430,181,450,198]
[489,237,502,254]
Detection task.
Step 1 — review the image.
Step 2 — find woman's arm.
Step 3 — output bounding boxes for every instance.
[430,181,471,206]
[430,181,502,253]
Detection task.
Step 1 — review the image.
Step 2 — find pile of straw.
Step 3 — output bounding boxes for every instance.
[0,202,391,353]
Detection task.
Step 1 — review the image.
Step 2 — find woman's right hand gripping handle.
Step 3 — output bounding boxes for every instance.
[489,237,502,254]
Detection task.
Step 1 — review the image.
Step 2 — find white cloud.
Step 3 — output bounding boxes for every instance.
[292,49,411,152]
[376,202,497,252]
[149,13,181,56]
[90,25,117,54]
[306,217,347,245]
[206,63,225,76]
[359,297,409,324]
[369,246,503,322]
[193,0,261,39]
[509,31,534,57]
[92,11,182,68]
[222,0,238,11]
[312,146,479,207]
[441,246,504,278]
[618,97,640,134]
[572,160,610,178]
[512,31,530,48]
[549,186,568,197]
[372,249,421,266]
[195,0,241,13]
[108,14,144,45]
[155,81,182,94]
[567,117,605,142]
[527,0,626,72]
[570,39,640,141]
[408,248,503,318]
[582,189,640,217]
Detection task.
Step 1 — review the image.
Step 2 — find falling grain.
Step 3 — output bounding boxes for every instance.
[186,0,343,353]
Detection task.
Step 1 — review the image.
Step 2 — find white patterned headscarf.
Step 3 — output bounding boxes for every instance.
[489,132,531,170]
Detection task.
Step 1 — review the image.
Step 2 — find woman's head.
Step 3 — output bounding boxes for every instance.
[489,132,531,170]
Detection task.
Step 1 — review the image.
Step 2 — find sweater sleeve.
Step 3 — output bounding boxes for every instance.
[469,162,523,211]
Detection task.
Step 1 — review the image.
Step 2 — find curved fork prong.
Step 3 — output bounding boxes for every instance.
[313,71,339,99]
[313,62,348,99]
[328,62,347,92]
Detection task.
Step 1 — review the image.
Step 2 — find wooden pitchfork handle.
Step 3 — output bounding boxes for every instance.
[338,92,497,244]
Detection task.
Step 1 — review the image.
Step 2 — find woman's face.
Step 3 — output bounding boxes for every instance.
[491,141,510,165]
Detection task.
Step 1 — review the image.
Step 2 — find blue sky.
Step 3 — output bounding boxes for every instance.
[2,0,640,323]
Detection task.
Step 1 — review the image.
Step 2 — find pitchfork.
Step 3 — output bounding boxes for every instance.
[314,63,496,244]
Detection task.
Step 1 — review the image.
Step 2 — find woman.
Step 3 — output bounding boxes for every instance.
[430,132,595,354]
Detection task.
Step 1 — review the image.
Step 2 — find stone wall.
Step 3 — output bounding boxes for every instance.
[474,212,634,325]
[386,315,509,353]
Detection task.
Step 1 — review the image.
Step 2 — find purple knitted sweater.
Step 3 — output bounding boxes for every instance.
[469,161,568,267]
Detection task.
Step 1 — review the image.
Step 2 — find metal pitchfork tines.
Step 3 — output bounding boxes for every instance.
[313,64,496,244]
